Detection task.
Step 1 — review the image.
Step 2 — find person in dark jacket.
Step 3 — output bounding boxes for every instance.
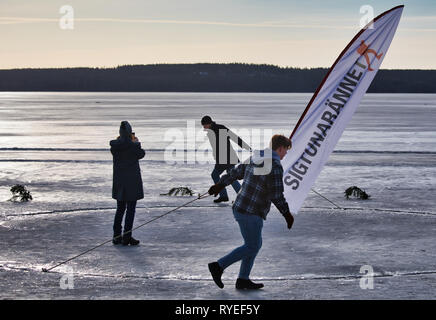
[201,116,251,203]
[110,121,146,246]
[207,134,294,290]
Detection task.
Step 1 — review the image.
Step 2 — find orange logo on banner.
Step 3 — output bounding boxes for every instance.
[357,40,383,71]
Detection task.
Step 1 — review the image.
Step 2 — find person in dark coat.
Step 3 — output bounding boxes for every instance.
[201,115,251,203]
[110,121,146,246]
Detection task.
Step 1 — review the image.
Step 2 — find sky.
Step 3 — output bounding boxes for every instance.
[0,0,435,69]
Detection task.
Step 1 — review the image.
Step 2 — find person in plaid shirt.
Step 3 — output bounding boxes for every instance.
[207,134,294,290]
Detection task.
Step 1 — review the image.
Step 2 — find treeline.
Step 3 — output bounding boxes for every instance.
[0,63,435,93]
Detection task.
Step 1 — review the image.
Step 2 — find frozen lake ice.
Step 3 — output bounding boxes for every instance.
[0,92,435,299]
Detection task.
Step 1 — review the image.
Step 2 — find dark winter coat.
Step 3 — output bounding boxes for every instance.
[110,121,145,201]
[206,122,251,165]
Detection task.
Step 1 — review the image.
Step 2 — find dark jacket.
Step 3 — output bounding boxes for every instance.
[110,121,145,201]
[206,122,251,165]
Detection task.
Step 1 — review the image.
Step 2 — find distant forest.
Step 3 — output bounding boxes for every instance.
[0,63,435,93]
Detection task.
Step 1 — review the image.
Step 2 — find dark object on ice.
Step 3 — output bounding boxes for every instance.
[110,121,146,201]
[122,236,140,246]
[235,278,264,290]
[208,262,224,289]
[160,187,195,196]
[345,186,371,200]
[9,184,33,202]
[214,196,229,203]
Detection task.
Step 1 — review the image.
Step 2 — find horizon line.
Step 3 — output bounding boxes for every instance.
[0,63,435,71]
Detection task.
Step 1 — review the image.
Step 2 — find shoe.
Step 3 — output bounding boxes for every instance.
[214,197,229,203]
[122,236,140,246]
[112,234,122,245]
[208,262,224,289]
[235,278,264,290]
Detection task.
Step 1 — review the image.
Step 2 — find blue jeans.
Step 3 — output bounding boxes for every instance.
[218,209,263,279]
[211,164,241,198]
[113,200,137,238]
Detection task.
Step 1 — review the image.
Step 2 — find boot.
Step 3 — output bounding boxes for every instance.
[235,278,264,290]
[122,236,140,246]
[214,196,229,203]
[112,234,122,245]
[208,262,224,288]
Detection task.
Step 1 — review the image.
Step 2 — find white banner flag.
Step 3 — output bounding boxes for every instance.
[282,5,404,214]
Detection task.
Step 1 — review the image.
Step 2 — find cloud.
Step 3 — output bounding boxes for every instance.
[0,17,55,24]
[2,16,435,32]
[0,16,355,29]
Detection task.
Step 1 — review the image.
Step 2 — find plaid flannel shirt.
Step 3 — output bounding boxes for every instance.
[218,149,290,220]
